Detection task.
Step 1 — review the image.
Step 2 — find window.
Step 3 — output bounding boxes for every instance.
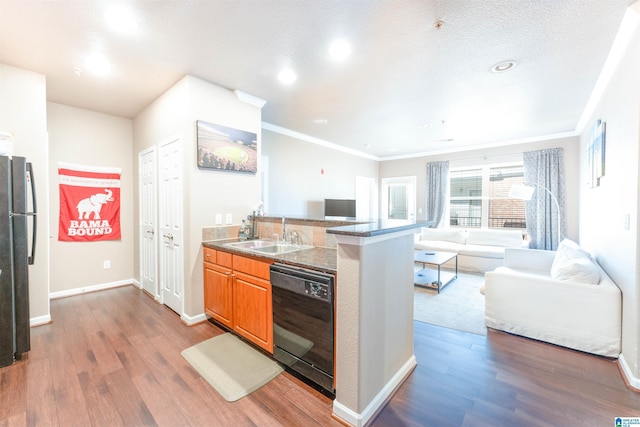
[449,164,526,229]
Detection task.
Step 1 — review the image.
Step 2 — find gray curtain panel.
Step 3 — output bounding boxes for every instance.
[523,148,566,250]
[425,161,449,228]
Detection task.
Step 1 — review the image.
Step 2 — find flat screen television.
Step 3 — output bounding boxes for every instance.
[324,199,356,219]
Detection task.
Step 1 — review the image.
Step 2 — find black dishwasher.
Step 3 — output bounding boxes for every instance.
[270,263,334,395]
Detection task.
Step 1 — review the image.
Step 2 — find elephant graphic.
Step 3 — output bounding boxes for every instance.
[77,189,114,219]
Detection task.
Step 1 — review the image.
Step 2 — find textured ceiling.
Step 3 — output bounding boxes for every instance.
[0,0,633,159]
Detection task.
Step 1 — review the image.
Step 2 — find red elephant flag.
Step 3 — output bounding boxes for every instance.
[58,163,122,242]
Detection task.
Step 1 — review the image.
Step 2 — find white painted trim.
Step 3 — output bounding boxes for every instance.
[49,279,134,300]
[182,312,208,326]
[333,355,417,427]
[30,314,51,327]
[332,228,417,246]
[380,131,579,161]
[261,122,380,161]
[619,353,640,390]
[233,90,267,108]
[576,8,640,133]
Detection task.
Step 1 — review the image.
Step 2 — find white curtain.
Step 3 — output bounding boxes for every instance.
[523,148,566,250]
[425,161,449,228]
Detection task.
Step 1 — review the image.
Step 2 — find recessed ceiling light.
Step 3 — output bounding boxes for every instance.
[329,39,351,61]
[314,119,328,124]
[491,61,516,73]
[418,123,431,128]
[278,68,297,85]
[104,4,138,35]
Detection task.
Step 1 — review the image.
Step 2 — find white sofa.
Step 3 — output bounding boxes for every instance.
[414,227,528,273]
[484,244,622,357]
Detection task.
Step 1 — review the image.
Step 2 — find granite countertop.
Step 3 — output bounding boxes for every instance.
[202,238,337,274]
[326,220,433,237]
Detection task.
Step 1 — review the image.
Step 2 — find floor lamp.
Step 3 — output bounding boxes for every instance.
[509,183,563,241]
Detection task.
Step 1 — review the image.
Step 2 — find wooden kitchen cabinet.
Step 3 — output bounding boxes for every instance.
[203,246,273,353]
[233,271,272,351]
[203,247,234,329]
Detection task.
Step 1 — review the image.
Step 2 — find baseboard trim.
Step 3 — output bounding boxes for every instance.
[619,353,640,391]
[49,279,135,300]
[30,314,51,327]
[332,354,417,427]
[182,312,207,326]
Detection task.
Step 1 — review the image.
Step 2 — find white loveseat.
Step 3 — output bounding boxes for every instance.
[414,227,528,273]
[484,243,622,357]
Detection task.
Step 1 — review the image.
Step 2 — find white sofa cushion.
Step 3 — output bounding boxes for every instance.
[414,240,461,253]
[550,239,600,285]
[465,229,524,247]
[420,228,466,244]
[458,244,506,259]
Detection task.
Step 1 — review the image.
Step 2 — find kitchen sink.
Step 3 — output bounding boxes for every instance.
[224,239,314,255]
[224,239,277,250]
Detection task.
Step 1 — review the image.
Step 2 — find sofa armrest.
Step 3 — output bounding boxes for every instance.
[503,248,555,272]
[484,266,622,357]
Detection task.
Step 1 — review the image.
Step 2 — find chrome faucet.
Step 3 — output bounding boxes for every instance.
[282,216,286,241]
[290,230,301,245]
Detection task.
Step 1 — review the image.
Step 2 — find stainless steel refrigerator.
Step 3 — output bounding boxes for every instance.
[0,156,37,368]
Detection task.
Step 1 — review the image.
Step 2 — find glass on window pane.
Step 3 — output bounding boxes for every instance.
[388,185,408,219]
[450,199,481,228]
[489,165,526,229]
[450,169,482,198]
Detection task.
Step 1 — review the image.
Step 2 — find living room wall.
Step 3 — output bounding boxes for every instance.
[379,136,580,241]
[578,9,640,385]
[262,129,379,217]
[47,103,134,295]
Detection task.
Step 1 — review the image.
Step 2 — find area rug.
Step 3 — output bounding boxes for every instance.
[413,269,487,336]
[181,333,283,402]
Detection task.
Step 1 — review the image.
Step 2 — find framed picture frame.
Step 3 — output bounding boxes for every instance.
[196,120,258,173]
[587,119,606,188]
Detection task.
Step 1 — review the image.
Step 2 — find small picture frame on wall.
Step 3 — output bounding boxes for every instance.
[196,120,258,173]
[588,119,606,188]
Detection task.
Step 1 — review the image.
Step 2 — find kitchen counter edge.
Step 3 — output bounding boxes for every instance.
[202,239,337,274]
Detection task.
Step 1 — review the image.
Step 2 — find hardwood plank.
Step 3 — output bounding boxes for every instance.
[24,357,58,426]
[2,285,639,427]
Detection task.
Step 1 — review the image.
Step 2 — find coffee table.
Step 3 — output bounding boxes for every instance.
[414,250,458,293]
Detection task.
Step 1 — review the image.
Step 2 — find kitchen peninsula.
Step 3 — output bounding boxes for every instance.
[202,216,428,427]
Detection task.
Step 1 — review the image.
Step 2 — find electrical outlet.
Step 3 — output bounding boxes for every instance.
[225,213,232,224]
[215,213,223,225]
[103,260,111,269]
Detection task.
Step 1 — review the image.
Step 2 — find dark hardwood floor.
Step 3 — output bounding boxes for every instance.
[1,285,638,426]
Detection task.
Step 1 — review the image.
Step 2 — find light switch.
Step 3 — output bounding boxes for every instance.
[215,214,222,225]
[225,213,232,224]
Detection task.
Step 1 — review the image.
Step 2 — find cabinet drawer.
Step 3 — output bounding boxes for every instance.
[203,247,216,264]
[217,250,233,268]
[232,254,272,280]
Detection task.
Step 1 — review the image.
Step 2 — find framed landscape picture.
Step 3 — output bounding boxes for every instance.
[588,119,606,188]
[196,120,258,173]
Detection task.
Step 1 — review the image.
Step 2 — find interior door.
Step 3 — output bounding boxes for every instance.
[139,147,157,298]
[158,138,183,314]
[381,176,416,224]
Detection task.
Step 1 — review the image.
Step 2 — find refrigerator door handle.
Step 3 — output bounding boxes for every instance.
[26,162,36,265]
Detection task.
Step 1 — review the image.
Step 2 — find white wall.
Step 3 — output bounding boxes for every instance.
[262,130,379,217]
[0,64,50,324]
[133,75,262,317]
[379,136,581,241]
[579,11,640,382]
[47,103,134,294]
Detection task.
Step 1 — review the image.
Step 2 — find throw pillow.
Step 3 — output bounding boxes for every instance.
[550,239,600,285]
